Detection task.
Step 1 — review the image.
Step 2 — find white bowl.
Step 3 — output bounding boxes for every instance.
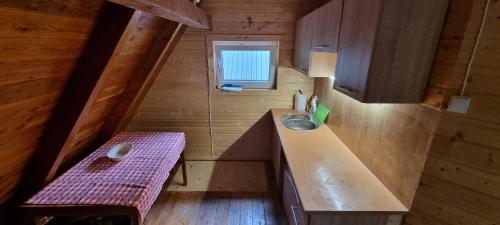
[107,143,133,161]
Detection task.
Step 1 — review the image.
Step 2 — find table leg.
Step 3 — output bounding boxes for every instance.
[181,152,188,186]
[130,216,139,225]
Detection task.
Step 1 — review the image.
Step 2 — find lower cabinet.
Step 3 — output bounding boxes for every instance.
[283,167,306,225]
[272,125,283,188]
[281,165,404,225]
[273,128,405,225]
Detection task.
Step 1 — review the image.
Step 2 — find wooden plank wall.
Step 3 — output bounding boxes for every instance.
[0,0,102,203]
[314,80,440,208]
[128,0,317,160]
[313,0,487,209]
[0,1,168,204]
[404,0,500,224]
[424,0,486,109]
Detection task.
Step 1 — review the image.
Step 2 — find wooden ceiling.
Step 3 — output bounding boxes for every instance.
[0,0,210,222]
[22,0,210,194]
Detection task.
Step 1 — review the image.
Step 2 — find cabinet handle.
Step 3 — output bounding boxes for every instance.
[286,169,301,204]
[336,85,354,93]
[313,44,329,49]
[290,204,302,224]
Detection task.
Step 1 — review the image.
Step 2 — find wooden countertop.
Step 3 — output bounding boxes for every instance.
[272,109,408,214]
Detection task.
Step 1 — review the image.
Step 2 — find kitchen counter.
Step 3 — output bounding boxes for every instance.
[272,109,408,214]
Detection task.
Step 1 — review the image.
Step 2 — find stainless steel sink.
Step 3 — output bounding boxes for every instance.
[281,114,320,131]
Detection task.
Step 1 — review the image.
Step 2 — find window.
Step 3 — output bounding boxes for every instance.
[213,41,279,90]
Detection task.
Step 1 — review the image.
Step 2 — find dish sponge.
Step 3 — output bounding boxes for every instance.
[313,103,330,125]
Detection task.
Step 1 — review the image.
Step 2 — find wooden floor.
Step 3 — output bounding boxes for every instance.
[144,192,287,225]
[47,161,287,225]
[167,161,270,192]
[147,161,286,225]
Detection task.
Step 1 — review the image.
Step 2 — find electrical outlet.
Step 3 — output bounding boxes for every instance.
[447,96,471,113]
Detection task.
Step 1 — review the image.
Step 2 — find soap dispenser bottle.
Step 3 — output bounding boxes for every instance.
[311,95,318,113]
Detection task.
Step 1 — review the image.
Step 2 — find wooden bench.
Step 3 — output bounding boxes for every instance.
[22,132,187,225]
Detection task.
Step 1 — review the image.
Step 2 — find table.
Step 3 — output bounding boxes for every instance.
[22,132,187,225]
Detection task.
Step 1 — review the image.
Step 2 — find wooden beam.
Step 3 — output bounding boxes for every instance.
[23,2,138,190]
[99,21,187,141]
[107,0,211,29]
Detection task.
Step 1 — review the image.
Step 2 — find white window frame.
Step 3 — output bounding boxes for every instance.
[213,41,279,90]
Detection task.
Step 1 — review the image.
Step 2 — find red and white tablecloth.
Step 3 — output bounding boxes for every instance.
[26,132,185,222]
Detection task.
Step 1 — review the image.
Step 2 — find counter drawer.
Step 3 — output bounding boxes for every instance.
[283,167,307,225]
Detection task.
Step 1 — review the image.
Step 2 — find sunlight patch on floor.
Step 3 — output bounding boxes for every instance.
[166,161,270,192]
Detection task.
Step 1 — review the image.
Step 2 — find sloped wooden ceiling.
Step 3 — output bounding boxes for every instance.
[0,0,103,205]
[0,0,209,220]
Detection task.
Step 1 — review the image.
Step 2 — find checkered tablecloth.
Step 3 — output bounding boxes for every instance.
[25,132,185,222]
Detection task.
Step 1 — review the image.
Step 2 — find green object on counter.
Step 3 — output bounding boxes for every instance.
[313,103,330,125]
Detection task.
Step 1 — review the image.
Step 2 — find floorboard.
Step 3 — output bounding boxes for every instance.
[167,161,270,192]
[144,192,287,225]
[146,159,284,225]
[46,161,285,225]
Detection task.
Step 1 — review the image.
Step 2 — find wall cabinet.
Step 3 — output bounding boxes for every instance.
[293,0,448,103]
[334,0,448,103]
[293,16,313,73]
[293,0,342,74]
[310,0,342,53]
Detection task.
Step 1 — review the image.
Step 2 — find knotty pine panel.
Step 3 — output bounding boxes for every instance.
[0,38,87,62]
[0,59,76,87]
[0,76,68,106]
[0,1,101,203]
[201,2,313,14]
[0,7,94,40]
[0,0,103,19]
[405,193,493,225]
[128,29,211,160]
[128,0,316,160]
[423,0,486,108]
[405,0,500,224]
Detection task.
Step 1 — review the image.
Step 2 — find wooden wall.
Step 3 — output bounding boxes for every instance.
[0,0,102,203]
[314,0,488,209]
[424,0,486,109]
[0,1,168,204]
[60,12,166,164]
[404,0,500,224]
[128,0,317,160]
[314,80,440,208]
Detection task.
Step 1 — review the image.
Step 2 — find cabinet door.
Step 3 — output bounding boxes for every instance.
[293,18,304,71]
[283,168,307,225]
[311,0,343,52]
[294,16,313,72]
[271,126,282,188]
[334,0,382,101]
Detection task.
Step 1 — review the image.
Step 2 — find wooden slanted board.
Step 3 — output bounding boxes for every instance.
[99,21,187,141]
[107,0,211,29]
[21,2,138,192]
